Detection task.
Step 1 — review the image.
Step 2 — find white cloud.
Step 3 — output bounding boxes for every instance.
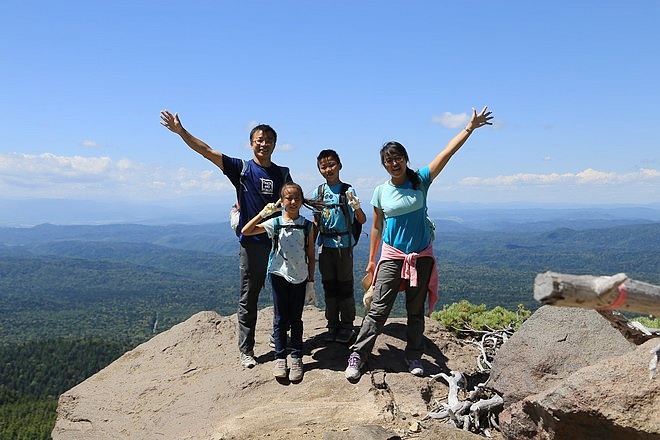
[0,152,234,200]
[431,112,469,129]
[277,143,295,152]
[81,140,98,148]
[459,168,660,187]
[0,153,113,179]
[1,153,657,205]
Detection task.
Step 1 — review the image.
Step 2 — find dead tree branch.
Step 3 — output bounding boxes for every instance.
[534,271,660,316]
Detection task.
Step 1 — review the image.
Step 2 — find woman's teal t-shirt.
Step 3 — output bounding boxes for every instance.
[371,166,431,254]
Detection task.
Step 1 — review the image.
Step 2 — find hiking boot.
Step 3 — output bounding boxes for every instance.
[324,327,337,343]
[289,357,304,382]
[273,358,288,378]
[335,328,355,344]
[406,358,424,377]
[344,352,364,380]
[240,352,257,368]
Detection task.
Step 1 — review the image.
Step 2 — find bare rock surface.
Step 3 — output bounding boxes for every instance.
[487,305,637,407]
[525,338,660,439]
[488,305,659,439]
[52,306,484,440]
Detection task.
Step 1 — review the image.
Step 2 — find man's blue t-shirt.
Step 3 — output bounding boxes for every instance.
[222,155,291,244]
[371,166,432,254]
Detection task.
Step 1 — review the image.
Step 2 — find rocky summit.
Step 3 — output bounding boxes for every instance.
[52,306,486,440]
[52,305,660,439]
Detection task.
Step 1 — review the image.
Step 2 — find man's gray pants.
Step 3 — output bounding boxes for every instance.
[237,242,271,355]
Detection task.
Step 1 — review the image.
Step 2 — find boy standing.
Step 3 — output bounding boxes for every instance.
[160,110,291,368]
[312,150,366,343]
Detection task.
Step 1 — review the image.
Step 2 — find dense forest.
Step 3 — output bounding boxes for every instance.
[0,338,132,439]
[1,219,658,437]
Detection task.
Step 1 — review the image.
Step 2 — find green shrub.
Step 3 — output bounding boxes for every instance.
[432,300,532,336]
[632,316,660,330]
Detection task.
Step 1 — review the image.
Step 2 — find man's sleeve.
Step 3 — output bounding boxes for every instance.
[222,155,242,186]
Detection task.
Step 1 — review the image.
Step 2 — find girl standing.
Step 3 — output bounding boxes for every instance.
[345,106,493,381]
[242,182,316,382]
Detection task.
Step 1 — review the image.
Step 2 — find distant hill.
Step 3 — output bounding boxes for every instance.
[1,218,658,344]
[2,197,659,227]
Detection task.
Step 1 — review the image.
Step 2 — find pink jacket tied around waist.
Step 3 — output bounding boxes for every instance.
[373,241,438,316]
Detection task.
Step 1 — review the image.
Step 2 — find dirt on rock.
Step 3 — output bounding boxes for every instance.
[53,306,491,440]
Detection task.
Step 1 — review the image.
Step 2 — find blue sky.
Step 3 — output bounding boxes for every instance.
[1,0,658,210]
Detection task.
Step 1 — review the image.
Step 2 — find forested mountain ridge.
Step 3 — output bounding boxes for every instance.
[1,218,658,438]
[1,220,658,344]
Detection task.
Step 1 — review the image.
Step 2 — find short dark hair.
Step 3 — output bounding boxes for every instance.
[316,149,341,166]
[250,124,277,144]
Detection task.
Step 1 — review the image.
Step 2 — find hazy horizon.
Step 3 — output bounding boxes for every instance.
[3,197,660,228]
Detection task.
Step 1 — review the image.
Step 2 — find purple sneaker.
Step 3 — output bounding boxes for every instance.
[345,352,364,380]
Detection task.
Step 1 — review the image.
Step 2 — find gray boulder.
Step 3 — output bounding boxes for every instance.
[487,305,636,406]
[488,305,659,439]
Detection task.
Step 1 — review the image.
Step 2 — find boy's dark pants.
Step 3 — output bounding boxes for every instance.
[319,247,355,331]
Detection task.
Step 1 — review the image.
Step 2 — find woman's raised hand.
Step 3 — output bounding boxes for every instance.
[467,106,493,131]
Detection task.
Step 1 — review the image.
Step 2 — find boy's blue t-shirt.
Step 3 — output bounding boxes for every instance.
[371,166,432,254]
[312,183,358,248]
[222,155,291,244]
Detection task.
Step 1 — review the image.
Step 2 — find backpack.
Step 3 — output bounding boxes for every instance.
[269,216,313,271]
[315,183,362,247]
[230,159,290,232]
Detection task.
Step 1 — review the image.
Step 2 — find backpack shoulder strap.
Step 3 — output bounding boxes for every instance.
[338,182,353,246]
[272,216,282,251]
[239,159,248,179]
[281,166,290,182]
[303,218,312,258]
[375,183,385,219]
[314,184,326,233]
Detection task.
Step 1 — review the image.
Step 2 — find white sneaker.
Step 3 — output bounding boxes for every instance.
[240,352,257,368]
[289,357,304,382]
[406,358,424,377]
[345,352,364,380]
[273,358,288,378]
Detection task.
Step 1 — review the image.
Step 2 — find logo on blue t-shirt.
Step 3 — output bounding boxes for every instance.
[260,178,274,195]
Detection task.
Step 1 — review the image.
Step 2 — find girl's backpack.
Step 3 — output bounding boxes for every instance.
[271,216,313,261]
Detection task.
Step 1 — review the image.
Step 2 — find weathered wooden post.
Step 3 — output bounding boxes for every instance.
[534,271,660,316]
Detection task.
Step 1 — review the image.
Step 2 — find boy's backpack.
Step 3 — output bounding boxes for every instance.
[230,159,290,232]
[315,183,362,247]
